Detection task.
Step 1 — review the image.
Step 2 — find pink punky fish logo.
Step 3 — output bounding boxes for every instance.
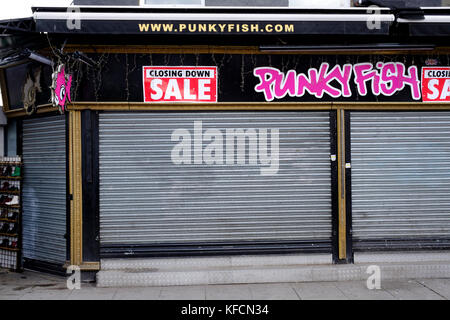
[51,64,72,113]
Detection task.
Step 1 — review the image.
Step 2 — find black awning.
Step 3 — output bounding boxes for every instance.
[32,6,395,36]
[398,13,450,36]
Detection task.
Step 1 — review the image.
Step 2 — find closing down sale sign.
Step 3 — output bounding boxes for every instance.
[422,67,450,102]
[143,66,217,102]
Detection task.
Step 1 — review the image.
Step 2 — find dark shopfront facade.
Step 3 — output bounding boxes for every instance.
[0,3,450,282]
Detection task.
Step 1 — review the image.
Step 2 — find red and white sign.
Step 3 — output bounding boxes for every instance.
[143,66,217,103]
[421,67,450,102]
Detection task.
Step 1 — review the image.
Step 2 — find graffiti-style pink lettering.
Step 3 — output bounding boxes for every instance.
[254,63,352,101]
[254,62,421,101]
[353,62,421,100]
[353,63,381,96]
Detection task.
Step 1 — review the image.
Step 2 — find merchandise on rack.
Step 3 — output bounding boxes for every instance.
[0,156,22,271]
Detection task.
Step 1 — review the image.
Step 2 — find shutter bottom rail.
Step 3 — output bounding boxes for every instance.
[23,258,67,276]
[100,240,332,258]
[353,238,450,251]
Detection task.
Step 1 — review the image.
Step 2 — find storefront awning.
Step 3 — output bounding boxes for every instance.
[32,7,396,35]
[398,14,450,36]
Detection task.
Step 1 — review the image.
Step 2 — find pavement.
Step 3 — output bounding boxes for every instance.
[0,269,449,300]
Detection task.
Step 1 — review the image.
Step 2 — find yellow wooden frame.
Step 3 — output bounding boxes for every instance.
[64,101,450,112]
[69,110,83,267]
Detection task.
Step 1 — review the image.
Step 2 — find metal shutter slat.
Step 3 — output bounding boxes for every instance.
[22,115,67,264]
[351,112,450,242]
[99,112,332,247]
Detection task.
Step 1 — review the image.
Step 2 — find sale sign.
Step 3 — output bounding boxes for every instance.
[421,67,450,102]
[143,66,217,102]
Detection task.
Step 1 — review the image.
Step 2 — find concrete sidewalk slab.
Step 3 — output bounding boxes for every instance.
[19,288,73,300]
[159,286,206,300]
[416,279,450,299]
[113,287,163,300]
[292,282,348,300]
[248,283,300,300]
[383,280,446,300]
[67,285,118,300]
[205,284,252,300]
[0,269,449,300]
[334,280,396,300]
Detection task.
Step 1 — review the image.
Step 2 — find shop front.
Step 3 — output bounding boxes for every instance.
[351,111,450,250]
[22,115,68,272]
[64,51,449,272]
[0,4,449,283]
[98,111,333,257]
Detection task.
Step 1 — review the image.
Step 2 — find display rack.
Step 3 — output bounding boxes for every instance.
[0,156,22,271]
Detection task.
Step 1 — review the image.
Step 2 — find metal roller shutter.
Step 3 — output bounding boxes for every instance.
[351,112,450,246]
[99,112,332,253]
[22,115,67,264]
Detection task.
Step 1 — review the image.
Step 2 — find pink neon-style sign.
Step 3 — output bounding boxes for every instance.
[253,62,421,101]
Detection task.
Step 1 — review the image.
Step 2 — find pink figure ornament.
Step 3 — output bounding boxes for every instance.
[51,64,72,113]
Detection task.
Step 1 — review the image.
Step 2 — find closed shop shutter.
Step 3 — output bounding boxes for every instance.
[351,112,450,248]
[99,112,332,255]
[22,115,67,264]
